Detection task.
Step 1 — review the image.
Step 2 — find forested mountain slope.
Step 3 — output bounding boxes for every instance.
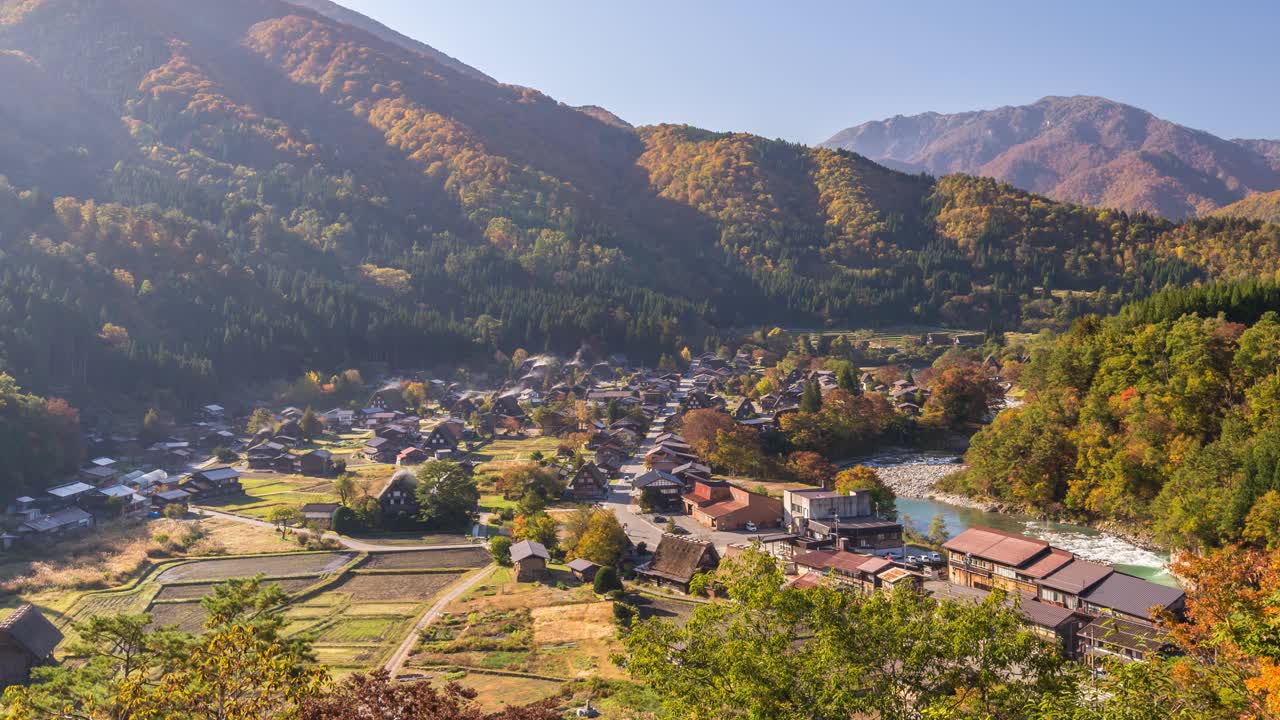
[953,281,1280,548]
[0,0,1278,414]
[824,96,1280,219]
[1212,190,1280,224]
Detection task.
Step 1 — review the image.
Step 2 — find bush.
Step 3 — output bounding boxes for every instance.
[162,503,186,520]
[612,601,636,629]
[593,566,622,594]
[635,541,648,556]
[213,446,238,463]
[331,505,358,534]
[489,536,513,566]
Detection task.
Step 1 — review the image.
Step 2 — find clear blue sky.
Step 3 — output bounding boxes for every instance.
[338,1,1279,144]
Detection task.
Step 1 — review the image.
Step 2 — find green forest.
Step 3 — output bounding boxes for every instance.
[952,280,1280,548]
[0,0,1279,416]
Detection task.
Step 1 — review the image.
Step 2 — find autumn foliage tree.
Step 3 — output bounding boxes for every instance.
[299,670,561,720]
[681,409,737,458]
[834,465,896,517]
[786,451,836,488]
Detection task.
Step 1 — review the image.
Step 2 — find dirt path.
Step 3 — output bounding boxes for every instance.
[190,506,482,552]
[384,564,496,677]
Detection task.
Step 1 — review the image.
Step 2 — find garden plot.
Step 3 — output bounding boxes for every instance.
[362,548,489,570]
[317,616,405,643]
[156,552,354,583]
[147,601,209,633]
[153,577,317,601]
[333,572,462,601]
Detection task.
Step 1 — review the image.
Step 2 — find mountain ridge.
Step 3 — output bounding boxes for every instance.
[0,0,1277,412]
[823,95,1280,219]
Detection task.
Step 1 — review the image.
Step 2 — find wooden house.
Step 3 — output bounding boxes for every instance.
[565,463,609,501]
[511,539,550,582]
[0,605,62,687]
[567,558,599,583]
[376,469,420,522]
[298,449,333,477]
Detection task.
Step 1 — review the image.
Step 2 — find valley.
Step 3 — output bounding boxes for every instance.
[0,0,1279,718]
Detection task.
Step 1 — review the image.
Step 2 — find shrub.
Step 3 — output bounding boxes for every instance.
[489,536,513,566]
[593,566,622,594]
[331,505,358,534]
[612,601,636,629]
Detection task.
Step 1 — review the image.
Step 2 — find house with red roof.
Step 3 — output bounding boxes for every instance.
[682,480,781,531]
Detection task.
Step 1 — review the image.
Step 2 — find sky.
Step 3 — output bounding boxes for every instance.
[337,1,1280,144]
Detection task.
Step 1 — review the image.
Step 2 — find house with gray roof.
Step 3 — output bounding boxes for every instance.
[0,605,62,686]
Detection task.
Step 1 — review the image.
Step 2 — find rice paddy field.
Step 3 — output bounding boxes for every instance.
[56,546,485,676]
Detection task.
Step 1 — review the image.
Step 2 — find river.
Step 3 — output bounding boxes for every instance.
[858,451,1176,586]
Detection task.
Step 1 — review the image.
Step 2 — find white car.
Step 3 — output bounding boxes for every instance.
[744,521,758,532]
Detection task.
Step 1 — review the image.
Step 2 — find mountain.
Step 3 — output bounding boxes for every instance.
[0,0,1277,414]
[823,96,1280,219]
[1212,190,1280,223]
[280,0,495,84]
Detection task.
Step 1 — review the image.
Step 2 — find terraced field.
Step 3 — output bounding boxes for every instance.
[56,549,481,676]
[333,572,462,602]
[156,552,354,582]
[153,577,316,601]
[361,548,489,570]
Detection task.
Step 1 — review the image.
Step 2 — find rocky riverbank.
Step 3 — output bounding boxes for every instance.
[873,460,1170,555]
[874,462,1003,511]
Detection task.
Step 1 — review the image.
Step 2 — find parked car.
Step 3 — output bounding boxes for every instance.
[744,521,758,532]
[653,515,667,523]
[928,552,942,563]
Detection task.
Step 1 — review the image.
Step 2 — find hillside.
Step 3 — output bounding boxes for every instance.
[281,0,495,83]
[0,0,1277,415]
[952,280,1280,549]
[1212,189,1280,224]
[823,95,1280,219]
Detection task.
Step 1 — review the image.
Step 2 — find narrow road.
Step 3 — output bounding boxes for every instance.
[385,564,496,678]
[190,506,482,552]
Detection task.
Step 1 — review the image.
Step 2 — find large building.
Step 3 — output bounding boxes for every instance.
[683,480,782,531]
[782,488,903,552]
[943,526,1186,665]
[942,526,1072,595]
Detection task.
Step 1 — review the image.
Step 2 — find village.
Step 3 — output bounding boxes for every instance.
[0,331,1180,712]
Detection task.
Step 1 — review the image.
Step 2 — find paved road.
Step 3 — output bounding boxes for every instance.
[385,564,496,678]
[190,506,484,552]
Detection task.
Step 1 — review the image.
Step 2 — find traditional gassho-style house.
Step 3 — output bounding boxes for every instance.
[636,535,719,593]
[631,470,685,511]
[564,463,609,501]
[511,539,550,582]
[376,469,420,521]
[0,604,62,687]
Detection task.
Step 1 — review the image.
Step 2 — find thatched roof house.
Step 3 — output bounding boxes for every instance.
[636,535,719,593]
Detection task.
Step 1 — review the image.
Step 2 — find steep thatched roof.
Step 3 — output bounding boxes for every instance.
[640,535,719,585]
